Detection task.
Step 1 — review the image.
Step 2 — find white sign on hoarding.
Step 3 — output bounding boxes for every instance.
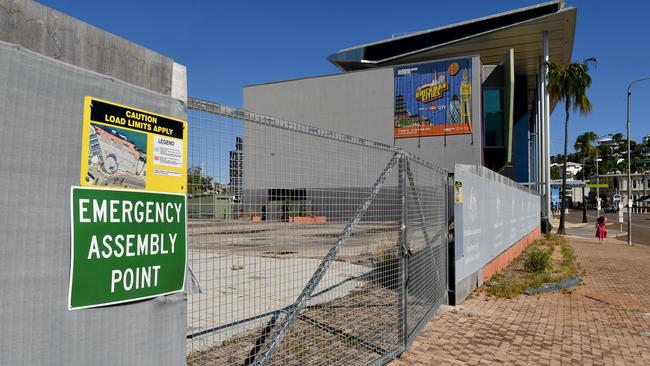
[618,202,624,223]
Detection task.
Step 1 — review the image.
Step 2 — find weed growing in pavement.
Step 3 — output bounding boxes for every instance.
[486,234,580,298]
[524,247,552,272]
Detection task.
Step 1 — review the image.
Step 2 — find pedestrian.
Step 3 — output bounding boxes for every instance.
[595,216,607,243]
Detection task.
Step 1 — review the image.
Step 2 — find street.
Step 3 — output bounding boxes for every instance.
[563,209,650,245]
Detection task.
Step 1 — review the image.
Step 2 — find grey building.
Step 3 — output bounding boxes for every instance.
[243,0,577,221]
[598,173,650,208]
[229,136,244,215]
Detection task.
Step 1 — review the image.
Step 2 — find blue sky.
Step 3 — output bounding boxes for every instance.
[40,0,650,155]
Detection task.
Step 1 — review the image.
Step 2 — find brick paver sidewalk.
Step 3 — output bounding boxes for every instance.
[390,237,650,365]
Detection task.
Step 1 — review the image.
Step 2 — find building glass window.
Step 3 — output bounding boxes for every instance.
[483,88,504,147]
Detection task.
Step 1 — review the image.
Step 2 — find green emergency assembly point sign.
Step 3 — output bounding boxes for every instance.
[69,187,186,310]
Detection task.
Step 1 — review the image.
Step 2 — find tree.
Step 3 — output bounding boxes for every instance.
[551,165,561,180]
[575,161,596,181]
[617,160,628,175]
[638,162,649,208]
[619,139,637,153]
[187,166,214,196]
[574,131,598,222]
[597,144,613,161]
[567,152,581,163]
[547,57,596,235]
[633,142,645,157]
[631,156,644,174]
[598,159,615,176]
[574,131,598,158]
[550,154,562,164]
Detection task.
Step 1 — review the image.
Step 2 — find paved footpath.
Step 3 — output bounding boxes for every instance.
[390,236,650,365]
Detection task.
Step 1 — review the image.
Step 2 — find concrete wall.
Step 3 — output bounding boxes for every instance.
[0,2,186,364]
[0,0,181,97]
[452,164,540,303]
[243,56,482,172]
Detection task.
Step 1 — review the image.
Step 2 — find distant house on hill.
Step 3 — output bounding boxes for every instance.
[550,161,582,179]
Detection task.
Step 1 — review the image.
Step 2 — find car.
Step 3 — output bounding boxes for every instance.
[602,205,617,213]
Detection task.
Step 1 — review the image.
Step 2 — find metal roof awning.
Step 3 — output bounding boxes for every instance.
[329,1,574,72]
[327,0,576,113]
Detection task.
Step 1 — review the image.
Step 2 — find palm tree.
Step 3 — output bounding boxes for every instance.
[547,57,596,235]
[574,131,598,223]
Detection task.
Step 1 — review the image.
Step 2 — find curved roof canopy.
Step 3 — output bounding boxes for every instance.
[328,0,575,78]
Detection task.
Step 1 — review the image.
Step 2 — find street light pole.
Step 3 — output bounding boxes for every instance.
[596,150,600,216]
[582,159,587,223]
[626,77,650,246]
[594,133,612,217]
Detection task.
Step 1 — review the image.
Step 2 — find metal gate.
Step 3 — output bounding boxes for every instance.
[185,98,447,365]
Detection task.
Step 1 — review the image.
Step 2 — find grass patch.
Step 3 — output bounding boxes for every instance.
[524,246,552,272]
[485,234,579,298]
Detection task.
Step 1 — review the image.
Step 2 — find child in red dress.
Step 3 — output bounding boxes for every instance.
[595,216,607,243]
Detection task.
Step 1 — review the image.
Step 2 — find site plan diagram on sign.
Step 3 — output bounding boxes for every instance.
[79,97,187,194]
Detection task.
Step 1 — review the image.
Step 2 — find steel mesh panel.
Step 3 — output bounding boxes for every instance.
[185,98,448,366]
[404,159,448,342]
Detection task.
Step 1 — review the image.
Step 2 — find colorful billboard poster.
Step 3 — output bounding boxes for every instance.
[394,58,473,138]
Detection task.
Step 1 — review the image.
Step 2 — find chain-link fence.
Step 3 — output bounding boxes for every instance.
[186,98,448,366]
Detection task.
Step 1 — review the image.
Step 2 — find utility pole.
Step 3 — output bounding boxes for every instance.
[626,77,650,246]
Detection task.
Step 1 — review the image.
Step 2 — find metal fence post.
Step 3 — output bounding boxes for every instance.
[444,172,450,306]
[398,152,408,350]
[447,172,456,305]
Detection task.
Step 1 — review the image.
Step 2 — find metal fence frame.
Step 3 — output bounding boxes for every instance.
[186,97,448,366]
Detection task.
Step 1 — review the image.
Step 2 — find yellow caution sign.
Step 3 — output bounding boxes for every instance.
[454,181,463,204]
[80,97,187,194]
